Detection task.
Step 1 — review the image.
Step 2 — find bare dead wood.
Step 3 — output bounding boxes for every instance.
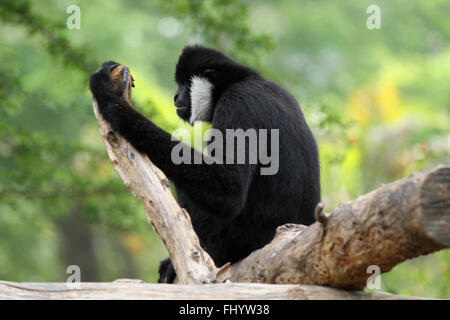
[92,65,223,284]
[0,281,428,300]
[230,165,450,289]
[90,64,449,296]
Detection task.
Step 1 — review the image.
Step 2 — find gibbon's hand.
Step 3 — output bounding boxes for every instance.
[89,61,134,104]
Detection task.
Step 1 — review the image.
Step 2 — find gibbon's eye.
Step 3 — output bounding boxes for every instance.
[202,69,216,78]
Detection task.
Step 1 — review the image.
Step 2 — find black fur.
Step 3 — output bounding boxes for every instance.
[89,45,320,284]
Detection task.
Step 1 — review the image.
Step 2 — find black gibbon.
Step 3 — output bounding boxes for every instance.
[89,45,320,283]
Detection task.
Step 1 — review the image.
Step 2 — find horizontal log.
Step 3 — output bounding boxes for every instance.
[0,281,426,300]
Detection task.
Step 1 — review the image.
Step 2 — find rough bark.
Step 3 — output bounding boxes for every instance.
[230,165,450,289]
[0,281,428,300]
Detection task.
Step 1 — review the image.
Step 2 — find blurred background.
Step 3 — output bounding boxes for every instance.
[0,0,448,298]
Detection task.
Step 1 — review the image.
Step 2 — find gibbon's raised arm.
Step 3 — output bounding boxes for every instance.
[89,62,255,219]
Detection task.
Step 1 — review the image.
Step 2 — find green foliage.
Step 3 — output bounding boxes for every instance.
[0,0,95,72]
[151,0,273,66]
[0,0,448,297]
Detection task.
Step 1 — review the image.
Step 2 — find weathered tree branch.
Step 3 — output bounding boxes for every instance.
[0,281,427,300]
[91,65,449,295]
[92,65,224,284]
[230,165,450,288]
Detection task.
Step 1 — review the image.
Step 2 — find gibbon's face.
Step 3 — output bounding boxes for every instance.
[174,69,216,125]
[174,45,230,125]
[174,45,257,125]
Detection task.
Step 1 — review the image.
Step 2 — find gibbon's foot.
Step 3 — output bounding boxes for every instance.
[158,257,176,283]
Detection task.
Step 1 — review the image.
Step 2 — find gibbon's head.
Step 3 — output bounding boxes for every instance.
[174,44,258,125]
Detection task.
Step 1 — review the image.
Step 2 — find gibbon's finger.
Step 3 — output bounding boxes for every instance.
[95,61,120,73]
[116,66,129,96]
[110,64,133,102]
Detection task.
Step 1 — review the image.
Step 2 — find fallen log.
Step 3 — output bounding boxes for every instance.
[0,281,427,300]
[230,165,450,289]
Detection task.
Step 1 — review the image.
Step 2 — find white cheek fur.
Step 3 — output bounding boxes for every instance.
[189,76,214,125]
